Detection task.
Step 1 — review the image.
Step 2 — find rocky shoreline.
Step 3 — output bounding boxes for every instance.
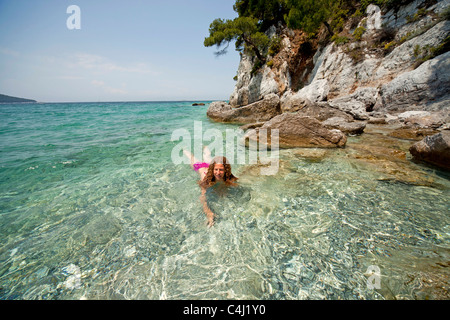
[207,97,450,171]
[207,1,450,172]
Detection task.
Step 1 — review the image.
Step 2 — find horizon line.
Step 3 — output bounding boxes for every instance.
[0,99,229,104]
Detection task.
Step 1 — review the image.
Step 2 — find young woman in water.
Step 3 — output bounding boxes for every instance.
[183,147,238,227]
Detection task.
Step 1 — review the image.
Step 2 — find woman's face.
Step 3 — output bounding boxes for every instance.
[213,163,225,181]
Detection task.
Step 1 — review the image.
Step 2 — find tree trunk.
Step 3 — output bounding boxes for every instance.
[242,35,266,63]
[323,21,333,36]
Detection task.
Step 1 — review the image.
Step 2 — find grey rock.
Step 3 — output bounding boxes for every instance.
[245,113,347,148]
[379,51,450,112]
[280,91,313,113]
[365,4,383,33]
[229,55,279,107]
[409,131,450,169]
[206,101,234,121]
[382,0,429,31]
[322,117,366,135]
[296,79,330,103]
[396,110,447,129]
[239,122,266,131]
[375,21,450,79]
[207,93,281,124]
[328,87,379,120]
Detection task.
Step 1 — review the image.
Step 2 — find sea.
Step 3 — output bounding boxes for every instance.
[0,101,449,300]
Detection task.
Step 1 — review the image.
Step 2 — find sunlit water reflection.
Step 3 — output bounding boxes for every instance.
[0,102,448,300]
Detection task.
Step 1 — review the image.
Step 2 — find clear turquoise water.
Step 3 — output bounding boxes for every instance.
[0,101,449,300]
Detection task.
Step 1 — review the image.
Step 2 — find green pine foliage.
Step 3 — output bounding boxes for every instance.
[284,0,336,34]
[204,16,270,62]
[204,0,419,72]
[204,0,336,61]
[233,0,287,30]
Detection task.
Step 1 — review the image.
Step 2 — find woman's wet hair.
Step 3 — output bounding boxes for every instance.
[199,156,237,188]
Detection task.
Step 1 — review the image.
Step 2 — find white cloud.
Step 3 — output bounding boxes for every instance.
[91,80,105,87]
[91,79,127,95]
[73,53,159,75]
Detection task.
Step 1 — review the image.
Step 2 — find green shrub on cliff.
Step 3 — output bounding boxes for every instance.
[268,36,282,56]
[331,34,350,45]
[353,26,366,41]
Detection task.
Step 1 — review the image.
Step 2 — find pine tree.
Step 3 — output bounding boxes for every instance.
[204,17,270,62]
[204,0,349,61]
[284,0,335,34]
[233,0,287,30]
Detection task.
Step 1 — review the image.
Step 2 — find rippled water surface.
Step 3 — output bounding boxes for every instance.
[0,102,449,300]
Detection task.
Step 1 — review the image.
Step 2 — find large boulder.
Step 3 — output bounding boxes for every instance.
[207,93,281,124]
[409,131,450,169]
[206,101,234,122]
[244,113,347,148]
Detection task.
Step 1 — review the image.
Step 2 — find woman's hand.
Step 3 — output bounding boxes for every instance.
[206,209,215,228]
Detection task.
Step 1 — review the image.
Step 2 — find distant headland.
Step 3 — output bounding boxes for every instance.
[0,94,37,103]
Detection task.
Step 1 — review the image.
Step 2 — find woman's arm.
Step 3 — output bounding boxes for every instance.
[183,148,198,169]
[200,187,215,227]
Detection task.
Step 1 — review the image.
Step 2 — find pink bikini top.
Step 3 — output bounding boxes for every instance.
[193,162,210,171]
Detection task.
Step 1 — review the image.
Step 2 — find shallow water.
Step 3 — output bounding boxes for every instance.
[0,102,448,300]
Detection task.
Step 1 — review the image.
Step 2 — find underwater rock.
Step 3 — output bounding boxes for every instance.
[350,144,407,162]
[351,154,436,186]
[84,214,121,245]
[345,129,438,186]
[291,148,329,161]
[388,127,439,140]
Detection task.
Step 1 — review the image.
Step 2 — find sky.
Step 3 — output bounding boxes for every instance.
[0,0,240,102]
